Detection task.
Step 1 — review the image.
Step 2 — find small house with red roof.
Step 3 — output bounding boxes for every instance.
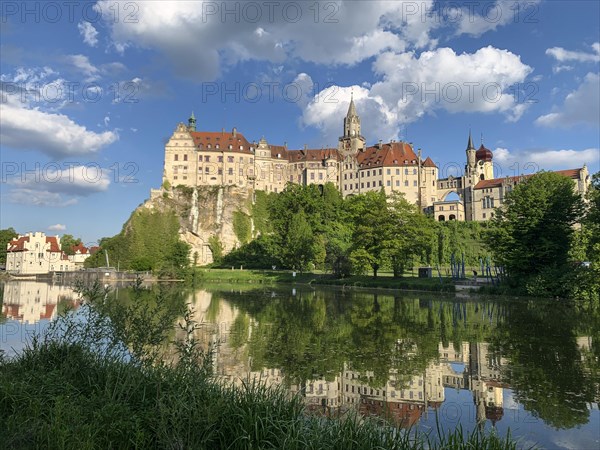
[6,232,74,275]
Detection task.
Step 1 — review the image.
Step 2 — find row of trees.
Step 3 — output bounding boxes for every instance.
[223,183,490,277]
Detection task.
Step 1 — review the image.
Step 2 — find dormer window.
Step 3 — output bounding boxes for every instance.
[228,145,233,150]
[239,146,243,150]
[208,144,211,149]
[216,144,220,149]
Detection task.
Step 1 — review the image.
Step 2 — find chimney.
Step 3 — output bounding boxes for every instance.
[378,139,382,149]
[304,144,308,150]
[284,141,287,149]
[221,128,225,134]
[232,127,237,137]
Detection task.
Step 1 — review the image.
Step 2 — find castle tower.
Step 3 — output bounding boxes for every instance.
[344,93,361,138]
[339,92,366,157]
[188,111,196,132]
[475,137,494,180]
[466,130,476,175]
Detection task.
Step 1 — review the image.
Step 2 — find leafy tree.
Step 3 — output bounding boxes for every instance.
[283,209,319,273]
[0,228,18,265]
[60,234,83,255]
[486,172,585,297]
[346,191,395,278]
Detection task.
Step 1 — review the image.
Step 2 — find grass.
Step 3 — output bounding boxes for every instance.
[0,281,528,449]
[192,268,456,293]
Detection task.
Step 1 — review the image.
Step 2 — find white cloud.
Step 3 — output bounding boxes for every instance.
[4,189,78,207]
[78,21,99,47]
[455,0,541,37]
[96,0,439,80]
[301,46,533,144]
[302,84,397,146]
[4,165,112,207]
[535,72,600,128]
[546,43,600,63]
[65,54,100,82]
[0,95,118,158]
[493,147,598,173]
[48,224,67,231]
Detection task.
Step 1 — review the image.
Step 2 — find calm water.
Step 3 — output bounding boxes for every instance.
[1,280,599,449]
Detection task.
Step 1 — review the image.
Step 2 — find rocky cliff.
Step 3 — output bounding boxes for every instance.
[145,185,254,265]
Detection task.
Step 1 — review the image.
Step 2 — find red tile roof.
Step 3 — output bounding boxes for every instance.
[46,236,61,252]
[71,243,88,254]
[422,156,437,168]
[474,168,583,190]
[89,246,100,254]
[190,131,252,153]
[357,142,419,168]
[286,148,340,163]
[7,236,30,252]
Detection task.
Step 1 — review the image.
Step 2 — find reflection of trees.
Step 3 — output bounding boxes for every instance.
[222,289,503,388]
[492,301,594,429]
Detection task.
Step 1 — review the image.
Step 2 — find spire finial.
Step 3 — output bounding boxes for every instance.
[481,133,483,146]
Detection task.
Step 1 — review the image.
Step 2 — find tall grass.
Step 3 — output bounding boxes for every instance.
[0,281,529,449]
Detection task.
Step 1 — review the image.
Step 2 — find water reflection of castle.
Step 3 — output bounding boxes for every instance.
[2,281,78,324]
[183,290,513,428]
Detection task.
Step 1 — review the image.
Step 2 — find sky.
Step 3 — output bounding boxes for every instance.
[1,0,599,245]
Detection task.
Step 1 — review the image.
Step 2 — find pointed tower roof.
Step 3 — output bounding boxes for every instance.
[466,129,475,150]
[347,92,357,117]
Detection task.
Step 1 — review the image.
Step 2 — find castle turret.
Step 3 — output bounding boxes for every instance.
[343,93,361,138]
[339,92,366,157]
[466,130,476,170]
[188,111,196,132]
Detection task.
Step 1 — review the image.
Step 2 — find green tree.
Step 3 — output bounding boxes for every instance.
[0,228,18,265]
[60,234,82,255]
[283,209,318,273]
[486,172,585,297]
[346,191,395,278]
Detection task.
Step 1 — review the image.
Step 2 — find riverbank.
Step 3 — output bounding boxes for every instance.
[193,268,457,293]
[0,338,522,450]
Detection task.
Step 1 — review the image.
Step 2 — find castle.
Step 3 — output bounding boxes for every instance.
[162,99,590,221]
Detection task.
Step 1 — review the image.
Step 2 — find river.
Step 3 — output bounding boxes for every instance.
[1,280,599,449]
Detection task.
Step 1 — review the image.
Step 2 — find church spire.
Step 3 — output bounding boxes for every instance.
[347,91,357,117]
[466,129,475,150]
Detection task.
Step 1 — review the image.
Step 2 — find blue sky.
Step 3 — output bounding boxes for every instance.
[1,0,599,245]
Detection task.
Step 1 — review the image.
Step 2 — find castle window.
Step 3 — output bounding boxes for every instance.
[396,180,400,187]
[204,156,210,162]
[379,181,382,186]
[228,156,234,163]
[413,180,417,187]
[240,146,243,150]
[239,168,243,176]
[218,156,223,162]
[405,169,408,175]
[310,173,315,180]
[228,168,233,175]
[215,144,220,149]
[367,182,370,188]
[483,213,486,219]
[355,183,358,189]
[387,180,391,186]
[319,173,323,180]
[207,144,211,149]
[404,180,408,186]
[387,169,391,175]
[413,168,417,175]
[205,167,210,173]
[228,145,232,150]
[183,154,188,161]
[218,169,223,175]
[379,169,382,175]
[250,158,254,164]
[174,154,179,161]
[361,183,364,189]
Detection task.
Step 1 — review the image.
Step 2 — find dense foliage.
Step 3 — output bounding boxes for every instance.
[224,183,490,277]
[485,171,593,299]
[0,228,18,265]
[85,209,191,277]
